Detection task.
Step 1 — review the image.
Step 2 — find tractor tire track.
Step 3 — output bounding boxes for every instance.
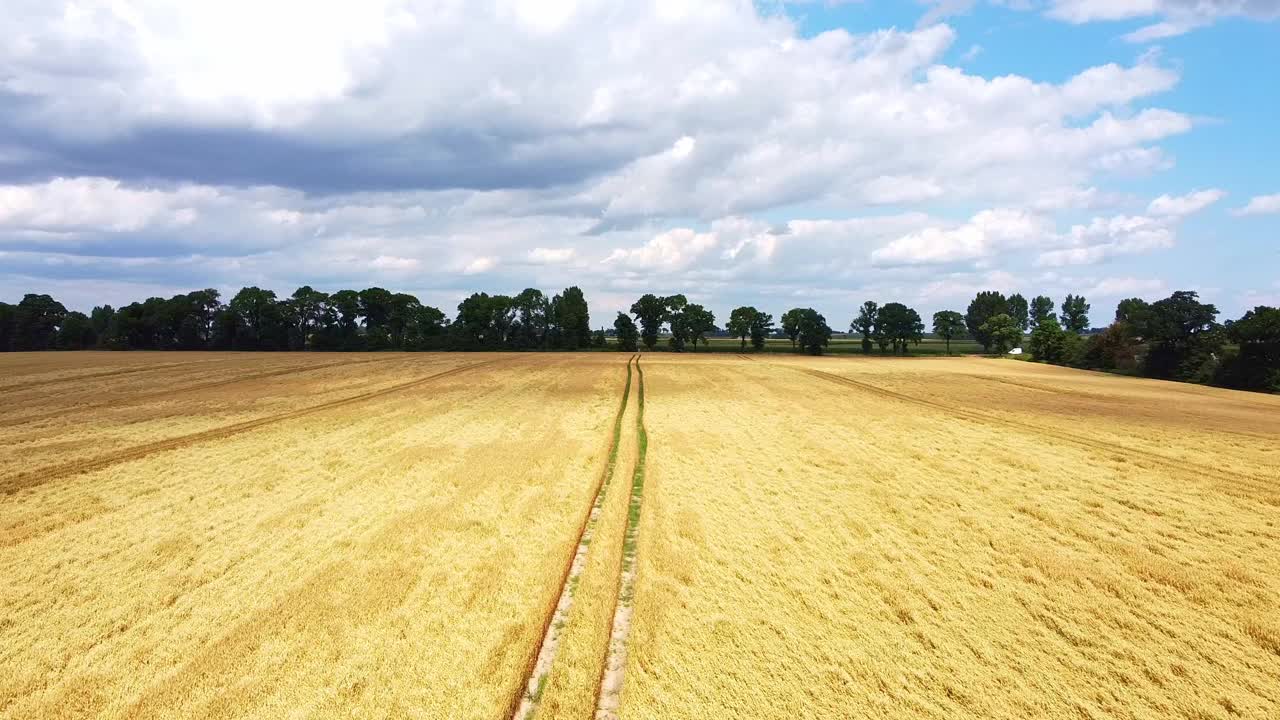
[0,355,410,429]
[508,355,637,720]
[595,357,649,720]
[791,365,1275,497]
[0,359,502,496]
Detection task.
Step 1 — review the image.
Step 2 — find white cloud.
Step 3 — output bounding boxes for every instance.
[871,209,1047,265]
[1035,214,1175,267]
[604,227,719,271]
[369,255,419,271]
[1232,193,1280,216]
[462,256,498,274]
[1047,0,1280,41]
[527,247,576,264]
[0,177,215,232]
[1147,188,1225,216]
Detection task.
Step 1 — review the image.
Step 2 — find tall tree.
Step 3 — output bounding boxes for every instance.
[1007,293,1030,334]
[387,293,424,350]
[1061,294,1091,334]
[1134,291,1223,381]
[980,313,1022,355]
[931,310,966,355]
[329,289,363,349]
[749,311,774,351]
[966,291,1009,352]
[553,286,591,350]
[795,308,832,355]
[1029,295,1055,331]
[728,306,758,350]
[0,302,16,352]
[780,308,803,349]
[229,287,285,350]
[359,287,395,349]
[1028,315,1070,364]
[1115,297,1151,327]
[877,302,925,355]
[682,304,716,352]
[289,286,329,350]
[57,311,96,350]
[455,292,514,349]
[1217,306,1280,392]
[630,294,669,351]
[852,301,879,354]
[613,312,639,352]
[511,288,549,349]
[14,294,67,351]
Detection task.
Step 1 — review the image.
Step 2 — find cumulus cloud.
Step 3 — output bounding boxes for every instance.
[1047,0,1280,41]
[1232,193,1280,216]
[1147,188,1225,216]
[1035,215,1175,266]
[871,209,1048,265]
[0,1,1264,321]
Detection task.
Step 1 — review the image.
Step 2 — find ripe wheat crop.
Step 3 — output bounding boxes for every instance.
[2,351,1276,719]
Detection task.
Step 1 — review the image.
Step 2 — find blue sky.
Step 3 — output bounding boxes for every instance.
[1,0,1277,327]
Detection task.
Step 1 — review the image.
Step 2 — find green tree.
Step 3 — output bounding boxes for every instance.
[980,313,1022,355]
[329,290,363,350]
[229,287,286,350]
[794,308,832,355]
[966,291,1009,352]
[1115,297,1151,326]
[1007,293,1030,334]
[14,293,67,351]
[1029,295,1055,331]
[0,302,15,351]
[852,301,878,354]
[613,312,639,352]
[1134,291,1223,382]
[1061,294,1091,334]
[749,311,774,351]
[681,304,716,351]
[57,311,96,350]
[553,286,591,350]
[630,294,668,351]
[511,288,549,349]
[1028,315,1070,364]
[1217,306,1280,392]
[288,286,328,350]
[591,328,608,348]
[931,310,966,355]
[780,308,803,350]
[727,306,758,350]
[877,302,924,355]
[455,292,514,349]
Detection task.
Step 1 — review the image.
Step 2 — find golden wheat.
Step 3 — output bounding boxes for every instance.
[0,353,628,719]
[2,351,1277,719]
[620,354,1279,720]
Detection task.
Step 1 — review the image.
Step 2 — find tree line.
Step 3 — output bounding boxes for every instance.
[0,286,596,353]
[3,284,1276,393]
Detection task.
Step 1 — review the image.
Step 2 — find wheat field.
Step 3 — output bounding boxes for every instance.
[1,352,1277,719]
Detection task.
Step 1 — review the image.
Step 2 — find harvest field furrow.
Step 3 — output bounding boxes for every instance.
[793,366,1274,489]
[0,354,407,429]
[0,358,225,393]
[617,355,1279,720]
[2,351,1277,719]
[0,358,501,495]
[787,364,1278,502]
[1,353,629,719]
[511,355,636,720]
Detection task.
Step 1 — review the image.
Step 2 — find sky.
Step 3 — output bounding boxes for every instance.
[1,0,1277,329]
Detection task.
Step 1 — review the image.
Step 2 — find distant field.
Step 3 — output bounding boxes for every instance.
[2,352,1277,719]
